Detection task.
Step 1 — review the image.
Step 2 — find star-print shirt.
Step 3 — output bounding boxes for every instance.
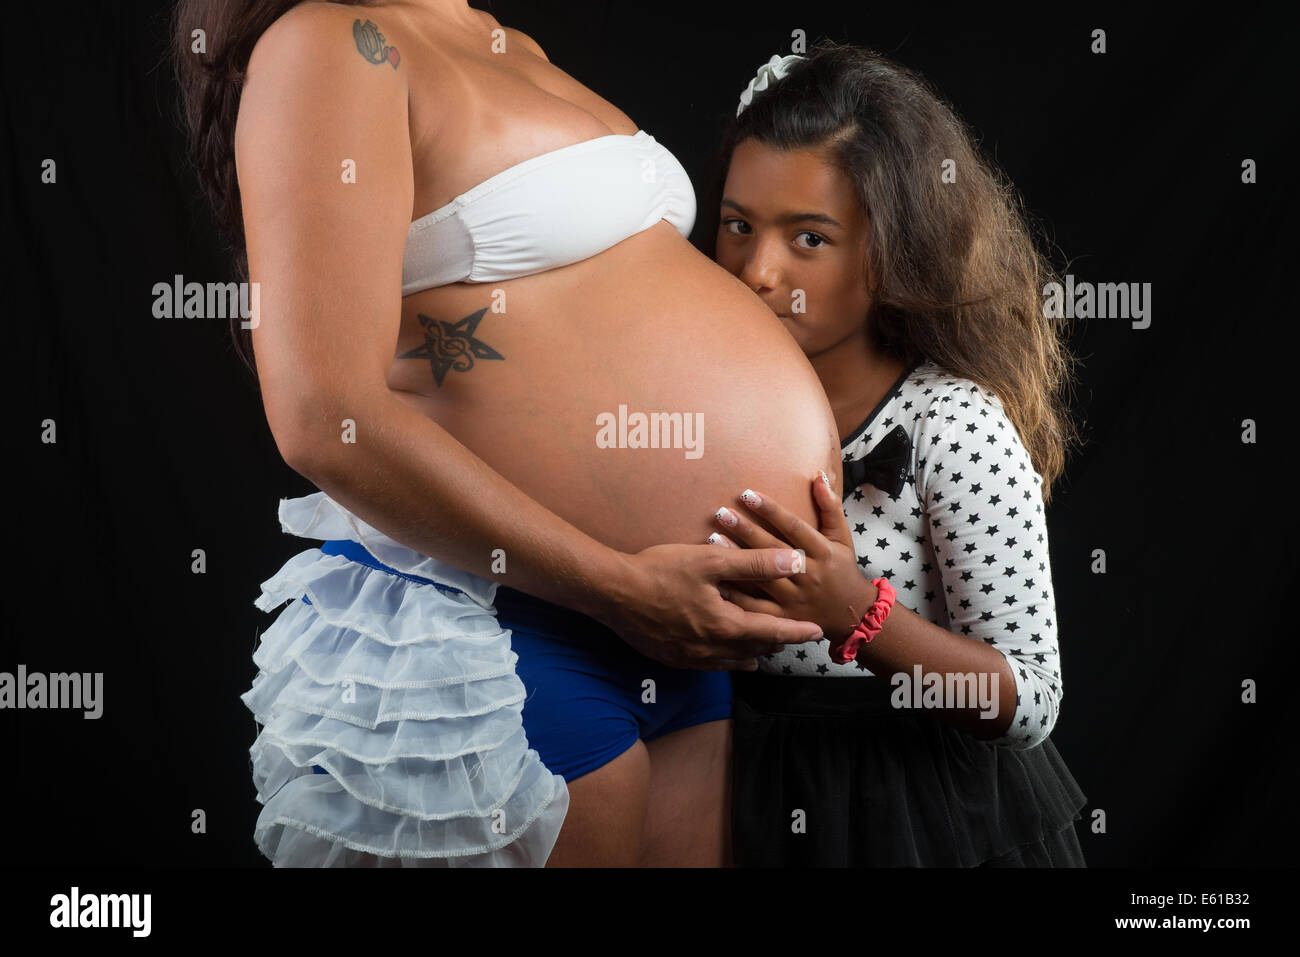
[757,360,1065,750]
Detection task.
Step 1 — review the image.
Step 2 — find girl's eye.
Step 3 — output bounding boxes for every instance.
[795,231,826,249]
[723,218,751,235]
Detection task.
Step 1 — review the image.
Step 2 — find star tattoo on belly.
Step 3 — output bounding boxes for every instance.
[397,308,504,386]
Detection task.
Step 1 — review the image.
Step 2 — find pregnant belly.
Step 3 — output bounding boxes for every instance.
[387,222,843,554]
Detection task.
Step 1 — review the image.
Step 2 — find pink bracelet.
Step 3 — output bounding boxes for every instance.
[829,578,897,664]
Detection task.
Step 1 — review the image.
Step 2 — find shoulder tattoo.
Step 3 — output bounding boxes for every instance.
[353,19,400,69]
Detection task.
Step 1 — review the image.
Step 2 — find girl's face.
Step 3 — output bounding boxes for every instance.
[715,138,871,358]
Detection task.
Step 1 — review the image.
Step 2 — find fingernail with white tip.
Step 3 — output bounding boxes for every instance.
[775,548,806,573]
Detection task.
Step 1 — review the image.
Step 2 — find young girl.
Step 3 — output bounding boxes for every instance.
[705,42,1088,866]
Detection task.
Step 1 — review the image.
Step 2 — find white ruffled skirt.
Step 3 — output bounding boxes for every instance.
[240,491,570,866]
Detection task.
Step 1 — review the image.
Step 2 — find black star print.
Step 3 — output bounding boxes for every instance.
[832,366,1062,745]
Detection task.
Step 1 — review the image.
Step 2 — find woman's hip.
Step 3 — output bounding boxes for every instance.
[495,584,732,783]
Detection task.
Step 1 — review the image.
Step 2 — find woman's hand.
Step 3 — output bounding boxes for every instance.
[709,472,880,647]
[594,542,826,671]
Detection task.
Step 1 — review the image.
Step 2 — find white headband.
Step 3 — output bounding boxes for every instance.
[736,53,807,117]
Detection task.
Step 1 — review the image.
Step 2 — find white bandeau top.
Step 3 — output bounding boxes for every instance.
[400,129,696,296]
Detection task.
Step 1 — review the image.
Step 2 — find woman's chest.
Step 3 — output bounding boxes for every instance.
[405,45,637,221]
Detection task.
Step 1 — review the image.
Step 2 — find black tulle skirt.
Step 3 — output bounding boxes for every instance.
[731,672,1088,867]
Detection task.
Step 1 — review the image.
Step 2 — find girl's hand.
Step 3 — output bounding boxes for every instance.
[710,472,880,645]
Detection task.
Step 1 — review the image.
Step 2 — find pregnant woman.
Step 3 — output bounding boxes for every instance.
[173,0,840,866]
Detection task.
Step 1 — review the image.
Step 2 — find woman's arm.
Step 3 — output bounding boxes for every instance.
[234,6,821,667]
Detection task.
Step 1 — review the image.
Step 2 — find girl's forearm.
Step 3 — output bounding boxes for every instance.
[851,586,1016,738]
[280,388,633,622]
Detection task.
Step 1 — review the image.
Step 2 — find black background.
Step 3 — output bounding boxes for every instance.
[3,0,1296,876]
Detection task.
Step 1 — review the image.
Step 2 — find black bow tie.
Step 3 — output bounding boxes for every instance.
[842,424,912,500]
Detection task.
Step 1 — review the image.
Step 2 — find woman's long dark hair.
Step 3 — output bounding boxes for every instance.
[171,0,375,381]
[704,40,1082,503]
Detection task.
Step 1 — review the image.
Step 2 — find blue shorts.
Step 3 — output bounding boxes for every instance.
[306,540,731,783]
[495,585,732,782]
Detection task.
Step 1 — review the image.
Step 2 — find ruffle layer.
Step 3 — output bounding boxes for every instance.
[252,592,512,686]
[276,491,500,608]
[243,518,568,867]
[245,662,526,729]
[253,550,504,648]
[252,765,568,866]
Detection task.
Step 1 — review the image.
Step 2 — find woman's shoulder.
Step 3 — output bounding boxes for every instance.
[250,3,458,82]
[258,2,378,53]
[245,3,410,94]
[238,2,429,161]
